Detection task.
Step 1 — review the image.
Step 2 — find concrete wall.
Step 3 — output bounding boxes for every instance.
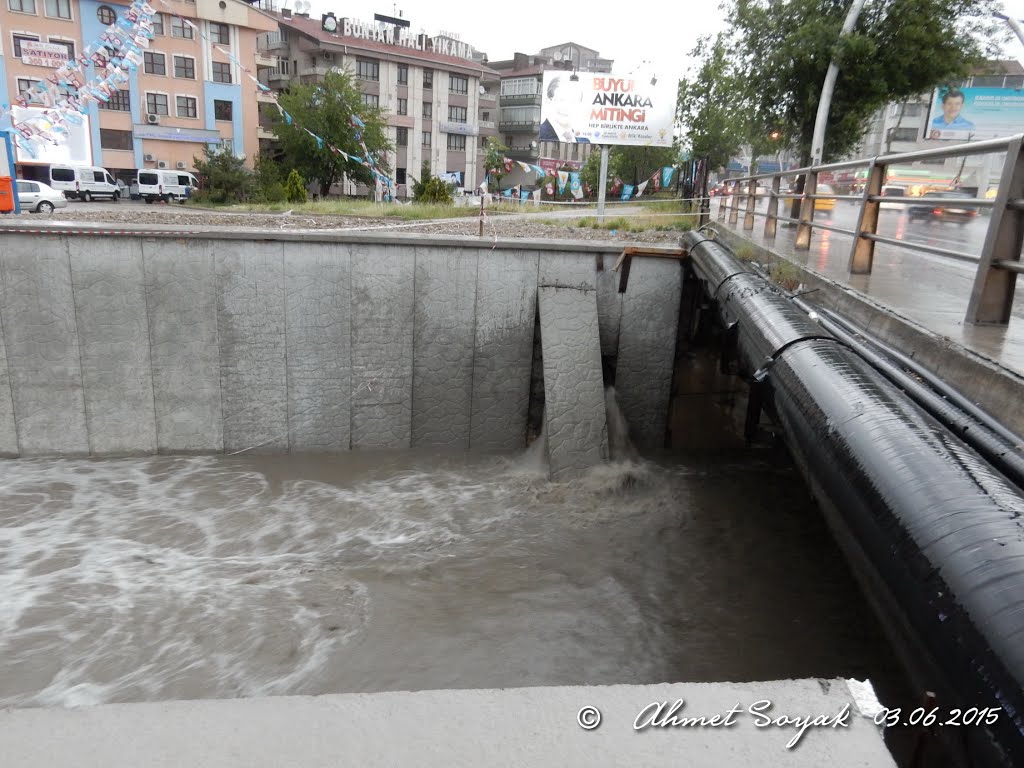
[0,232,683,457]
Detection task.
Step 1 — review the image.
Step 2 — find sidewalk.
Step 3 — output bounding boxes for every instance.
[715,209,1024,380]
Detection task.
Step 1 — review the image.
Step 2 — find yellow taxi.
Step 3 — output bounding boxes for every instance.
[814,183,837,212]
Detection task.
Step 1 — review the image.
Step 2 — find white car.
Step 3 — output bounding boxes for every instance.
[16,180,68,213]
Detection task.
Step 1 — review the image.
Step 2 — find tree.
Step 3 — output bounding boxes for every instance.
[273,69,392,196]
[483,137,509,190]
[716,0,1003,166]
[608,145,679,188]
[192,145,255,203]
[677,36,748,172]
[285,169,308,203]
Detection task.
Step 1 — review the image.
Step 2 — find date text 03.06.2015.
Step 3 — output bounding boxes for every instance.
[874,707,1000,728]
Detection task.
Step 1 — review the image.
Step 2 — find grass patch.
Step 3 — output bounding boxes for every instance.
[192,199,523,220]
[569,214,695,233]
[769,259,802,291]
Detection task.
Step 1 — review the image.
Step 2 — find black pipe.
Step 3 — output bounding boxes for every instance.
[683,231,1024,767]
[784,298,1024,491]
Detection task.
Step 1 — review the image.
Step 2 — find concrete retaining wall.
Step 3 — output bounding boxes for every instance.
[0,232,682,457]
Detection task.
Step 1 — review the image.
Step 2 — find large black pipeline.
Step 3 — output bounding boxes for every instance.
[683,231,1024,767]
[782,296,1024,491]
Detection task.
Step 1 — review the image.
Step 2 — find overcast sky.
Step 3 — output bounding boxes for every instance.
[298,0,1024,83]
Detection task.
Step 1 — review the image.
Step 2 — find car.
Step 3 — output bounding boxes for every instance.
[879,185,907,210]
[814,183,837,212]
[907,190,978,225]
[15,180,68,213]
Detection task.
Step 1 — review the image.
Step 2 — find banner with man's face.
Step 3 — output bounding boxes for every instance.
[926,86,1024,141]
[539,71,675,147]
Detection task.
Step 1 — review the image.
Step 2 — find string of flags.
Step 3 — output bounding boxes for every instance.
[486,161,677,201]
[0,0,391,189]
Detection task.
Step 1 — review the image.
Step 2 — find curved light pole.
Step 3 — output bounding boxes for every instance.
[810,0,868,166]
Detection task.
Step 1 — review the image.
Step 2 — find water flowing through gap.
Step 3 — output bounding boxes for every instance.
[0,390,902,709]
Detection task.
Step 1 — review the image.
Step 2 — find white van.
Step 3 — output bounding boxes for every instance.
[49,165,120,202]
[136,169,199,204]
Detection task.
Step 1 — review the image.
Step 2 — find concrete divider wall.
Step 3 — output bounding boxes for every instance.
[0,233,682,457]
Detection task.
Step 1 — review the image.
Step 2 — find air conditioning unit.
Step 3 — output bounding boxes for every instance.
[144,153,155,162]
[157,161,168,169]
[146,113,160,124]
[322,52,332,61]
[176,161,187,170]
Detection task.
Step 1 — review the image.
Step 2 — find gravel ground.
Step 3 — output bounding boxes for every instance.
[4,206,688,244]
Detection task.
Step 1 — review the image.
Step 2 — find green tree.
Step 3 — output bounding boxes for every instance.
[608,145,679,188]
[483,136,509,190]
[254,153,286,203]
[285,169,308,203]
[717,0,1002,165]
[414,177,455,204]
[677,36,748,172]
[273,69,392,195]
[192,145,255,204]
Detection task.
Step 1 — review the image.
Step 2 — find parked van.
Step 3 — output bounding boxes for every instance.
[49,165,121,201]
[136,169,199,204]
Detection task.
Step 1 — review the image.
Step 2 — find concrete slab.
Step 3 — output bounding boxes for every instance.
[539,286,608,479]
[0,681,894,767]
[0,235,89,455]
[616,259,683,451]
[351,244,415,449]
[539,249,598,290]
[470,249,539,451]
[142,240,223,453]
[596,256,623,356]
[0,310,17,457]
[68,239,157,454]
[284,243,351,452]
[412,247,478,449]
[216,241,288,454]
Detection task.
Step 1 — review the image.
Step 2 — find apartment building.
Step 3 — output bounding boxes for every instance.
[254,5,499,196]
[0,0,276,182]
[489,42,613,189]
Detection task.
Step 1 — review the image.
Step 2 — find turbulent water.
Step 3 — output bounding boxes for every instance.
[0,398,898,709]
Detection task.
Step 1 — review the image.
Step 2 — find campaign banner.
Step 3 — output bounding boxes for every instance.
[569,172,583,199]
[557,170,569,194]
[539,71,675,147]
[926,86,1024,141]
[537,157,584,174]
[621,184,634,201]
[662,166,676,188]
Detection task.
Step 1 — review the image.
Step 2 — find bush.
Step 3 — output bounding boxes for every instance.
[414,176,454,205]
[192,145,255,204]
[259,182,288,203]
[285,169,308,203]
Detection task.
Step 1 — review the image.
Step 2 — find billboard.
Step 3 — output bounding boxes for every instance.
[12,107,92,165]
[926,86,1024,141]
[20,41,72,68]
[539,71,675,147]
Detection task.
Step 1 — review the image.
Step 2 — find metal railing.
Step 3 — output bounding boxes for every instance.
[716,134,1024,326]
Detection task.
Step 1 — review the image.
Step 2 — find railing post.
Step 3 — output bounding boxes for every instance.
[717,186,727,221]
[848,159,885,274]
[764,175,781,239]
[728,181,740,225]
[743,178,757,230]
[794,170,818,250]
[966,136,1024,325]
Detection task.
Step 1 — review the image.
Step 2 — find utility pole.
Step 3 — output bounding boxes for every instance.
[810,0,867,166]
[994,11,1024,49]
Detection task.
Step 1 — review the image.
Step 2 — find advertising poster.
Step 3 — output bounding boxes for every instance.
[926,86,1024,141]
[539,71,675,147]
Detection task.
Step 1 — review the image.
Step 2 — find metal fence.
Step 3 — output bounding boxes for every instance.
[717,134,1024,326]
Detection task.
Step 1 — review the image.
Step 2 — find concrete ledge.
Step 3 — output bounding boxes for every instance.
[711,225,1024,439]
[0,681,893,767]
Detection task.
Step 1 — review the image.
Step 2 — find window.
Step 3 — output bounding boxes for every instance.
[396,167,406,185]
[422,102,432,119]
[173,56,195,79]
[448,105,467,123]
[51,168,74,182]
[361,93,379,108]
[48,39,74,59]
[277,59,290,75]
[9,0,35,12]
[890,127,918,142]
[176,95,197,118]
[397,64,408,85]
[138,172,158,185]
[145,92,169,115]
[45,0,70,18]
[422,131,431,147]
[447,134,466,151]
[449,74,468,95]
[214,99,233,121]
[500,77,541,97]
[423,69,433,89]
[221,139,234,155]
[13,34,40,57]
[396,127,408,146]
[96,4,115,24]
[171,16,193,39]
[144,52,166,75]
[212,62,232,83]
[17,79,42,102]
[151,12,164,35]
[356,59,379,81]
[500,106,540,124]
[209,22,229,45]
[397,98,407,116]
[481,111,490,121]
[98,89,130,111]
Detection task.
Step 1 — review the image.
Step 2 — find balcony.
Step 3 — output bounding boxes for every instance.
[299,64,331,79]
[500,92,541,105]
[268,71,292,85]
[506,147,539,162]
[256,89,277,103]
[477,120,496,130]
[257,31,289,52]
[258,126,277,140]
[498,119,540,132]
[255,50,277,68]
